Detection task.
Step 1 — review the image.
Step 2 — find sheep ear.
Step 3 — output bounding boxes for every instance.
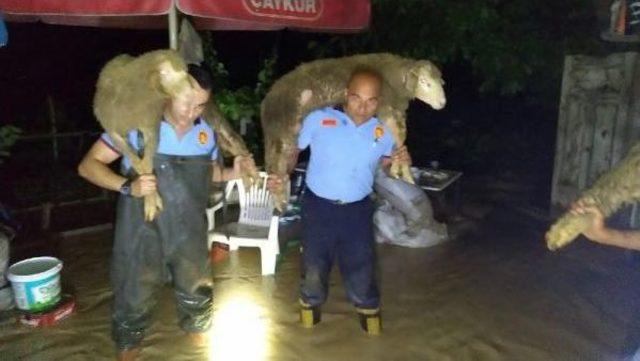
[157,60,179,86]
[404,65,419,93]
[155,60,193,97]
[420,60,442,79]
[157,59,173,76]
[147,60,172,94]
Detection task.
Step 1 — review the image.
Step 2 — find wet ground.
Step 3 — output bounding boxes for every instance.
[2,194,640,360]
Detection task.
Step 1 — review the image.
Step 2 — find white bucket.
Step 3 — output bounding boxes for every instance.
[7,257,63,312]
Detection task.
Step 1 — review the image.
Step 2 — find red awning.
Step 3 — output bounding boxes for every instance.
[0,0,370,32]
[181,0,369,32]
[0,0,172,16]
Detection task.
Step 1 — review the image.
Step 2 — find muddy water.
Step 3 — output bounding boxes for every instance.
[1,207,639,361]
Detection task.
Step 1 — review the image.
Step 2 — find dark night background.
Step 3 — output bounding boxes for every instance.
[0,0,633,235]
[8,4,640,360]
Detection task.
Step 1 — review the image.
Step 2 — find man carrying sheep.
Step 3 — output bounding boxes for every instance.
[268,67,411,335]
[78,64,251,361]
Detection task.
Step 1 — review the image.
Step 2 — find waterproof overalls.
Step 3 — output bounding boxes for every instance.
[110,151,213,350]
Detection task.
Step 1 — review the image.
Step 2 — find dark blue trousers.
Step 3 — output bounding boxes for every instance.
[300,190,380,310]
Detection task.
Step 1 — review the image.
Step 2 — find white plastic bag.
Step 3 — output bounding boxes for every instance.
[373,169,448,248]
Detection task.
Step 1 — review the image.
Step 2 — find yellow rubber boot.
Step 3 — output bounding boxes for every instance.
[300,301,321,328]
[357,308,381,336]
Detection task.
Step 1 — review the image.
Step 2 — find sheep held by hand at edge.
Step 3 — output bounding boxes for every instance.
[546,143,640,250]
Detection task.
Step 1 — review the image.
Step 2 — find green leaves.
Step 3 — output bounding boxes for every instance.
[209,55,276,127]
[307,0,598,97]
[202,34,277,160]
[202,32,230,90]
[0,125,22,164]
[215,87,258,121]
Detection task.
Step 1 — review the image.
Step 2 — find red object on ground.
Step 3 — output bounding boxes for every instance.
[18,294,76,327]
[210,242,229,264]
[0,0,370,32]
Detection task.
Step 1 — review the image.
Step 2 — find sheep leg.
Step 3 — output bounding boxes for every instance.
[265,135,295,212]
[378,107,414,184]
[138,129,163,222]
[546,143,640,250]
[203,101,259,187]
[545,212,596,250]
[545,195,599,250]
[109,131,163,222]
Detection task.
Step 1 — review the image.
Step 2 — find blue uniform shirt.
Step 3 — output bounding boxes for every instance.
[298,107,395,202]
[100,117,218,171]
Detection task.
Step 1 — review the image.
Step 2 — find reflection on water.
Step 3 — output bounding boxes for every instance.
[4,222,639,360]
[208,293,269,361]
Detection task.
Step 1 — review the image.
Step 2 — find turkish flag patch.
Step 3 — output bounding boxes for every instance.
[321,118,337,127]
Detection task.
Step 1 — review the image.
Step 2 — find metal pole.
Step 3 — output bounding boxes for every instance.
[168,4,178,50]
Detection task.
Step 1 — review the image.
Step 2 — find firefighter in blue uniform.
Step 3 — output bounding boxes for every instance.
[78,65,249,361]
[269,67,411,335]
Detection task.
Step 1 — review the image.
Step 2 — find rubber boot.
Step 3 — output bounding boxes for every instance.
[300,301,321,328]
[357,308,381,336]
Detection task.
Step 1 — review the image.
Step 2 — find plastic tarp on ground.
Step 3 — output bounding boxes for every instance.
[373,169,448,248]
[0,0,370,32]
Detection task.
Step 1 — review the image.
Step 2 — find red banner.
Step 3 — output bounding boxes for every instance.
[179,0,369,31]
[0,0,172,16]
[0,0,369,31]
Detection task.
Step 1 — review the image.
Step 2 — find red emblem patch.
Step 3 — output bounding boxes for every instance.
[322,119,337,127]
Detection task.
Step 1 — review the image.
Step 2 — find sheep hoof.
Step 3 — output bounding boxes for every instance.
[400,164,415,184]
[389,162,414,184]
[389,162,400,180]
[546,233,569,251]
[143,193,163,222]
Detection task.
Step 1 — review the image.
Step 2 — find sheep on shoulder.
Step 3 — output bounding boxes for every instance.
[93,49,196,221]
[261,53,446,208]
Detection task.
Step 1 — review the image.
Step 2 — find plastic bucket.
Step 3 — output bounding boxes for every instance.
[7,257,63,312]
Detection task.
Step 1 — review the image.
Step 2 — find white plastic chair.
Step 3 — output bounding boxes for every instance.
[205,199,223,232]
[224,178,241,204]
[205,180,243,232]
[208,173,281,275]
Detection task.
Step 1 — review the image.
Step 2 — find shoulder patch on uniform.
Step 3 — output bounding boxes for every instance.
[198,130,209,145]
[322,118,337,127]
[374,125,385,142]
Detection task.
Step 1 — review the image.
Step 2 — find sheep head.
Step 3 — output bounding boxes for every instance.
[405,60,446,110]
